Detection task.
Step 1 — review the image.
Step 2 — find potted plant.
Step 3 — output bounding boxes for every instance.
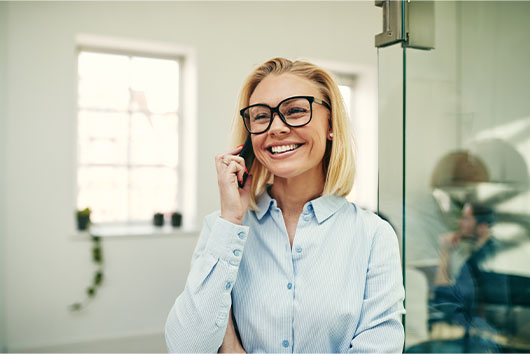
[76,208,91,231]
[171,212,182,227]
[153,212,164,226]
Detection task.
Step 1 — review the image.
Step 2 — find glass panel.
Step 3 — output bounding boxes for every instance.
[77,51,181,224]
[77,166,128,223]
[402,2,530,352]
[377,44,405,244]
[129,167,178,221]
[130,112,179,166]
[130,56,180,114]
[78,110,128,165]
[78,51,130,110]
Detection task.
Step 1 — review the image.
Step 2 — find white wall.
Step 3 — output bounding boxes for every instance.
[3,2,380,351]
[0,2,8,351]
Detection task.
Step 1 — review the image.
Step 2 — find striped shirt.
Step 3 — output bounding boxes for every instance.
[166,191,405,353]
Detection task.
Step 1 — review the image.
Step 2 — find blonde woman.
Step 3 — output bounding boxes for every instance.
[165,58,405,353]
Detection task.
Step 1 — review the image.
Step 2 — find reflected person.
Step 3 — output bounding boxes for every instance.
[165,58,405,353]
[430,203,506,351]
[435,202,496,286]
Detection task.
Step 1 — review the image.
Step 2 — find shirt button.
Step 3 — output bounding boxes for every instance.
[287,282,292,290]
[225,282,231,290]
[282,340,289,348]
[233,249,241,257]
[307,204,313,212]
[237,231,245,239]
[295,246,302,253]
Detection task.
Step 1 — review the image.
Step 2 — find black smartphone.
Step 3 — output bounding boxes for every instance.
[238,135,255,188]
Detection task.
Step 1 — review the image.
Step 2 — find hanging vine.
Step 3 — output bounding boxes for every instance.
[69,235,105,311]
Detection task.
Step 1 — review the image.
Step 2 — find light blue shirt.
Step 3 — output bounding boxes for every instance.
[166,191,405,353]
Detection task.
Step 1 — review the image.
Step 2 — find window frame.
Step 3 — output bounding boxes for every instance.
[74,35,197,234]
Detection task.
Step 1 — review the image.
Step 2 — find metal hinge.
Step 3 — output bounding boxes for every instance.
[375,0,434,50]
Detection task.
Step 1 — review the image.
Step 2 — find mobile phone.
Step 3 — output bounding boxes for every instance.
[238,135,255,188]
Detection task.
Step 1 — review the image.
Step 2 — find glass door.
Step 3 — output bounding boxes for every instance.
[378,1,530,352]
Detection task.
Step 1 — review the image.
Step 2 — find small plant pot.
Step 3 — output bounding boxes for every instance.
[153,213,164,227]
[171,212,182,227]
[77,214,91,231]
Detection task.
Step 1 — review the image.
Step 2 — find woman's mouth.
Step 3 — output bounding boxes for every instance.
[268,143,303,155]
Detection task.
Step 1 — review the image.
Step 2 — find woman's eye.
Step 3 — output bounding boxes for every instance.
[253,114,270,121]
[287,107,307,115]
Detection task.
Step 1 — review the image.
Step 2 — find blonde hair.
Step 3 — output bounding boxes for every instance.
[230,57,356,209]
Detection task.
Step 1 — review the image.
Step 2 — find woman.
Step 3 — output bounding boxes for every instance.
[165,58,405,353]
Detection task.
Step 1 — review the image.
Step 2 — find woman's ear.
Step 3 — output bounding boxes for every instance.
[327,124,334,140]
[327,119,333,141]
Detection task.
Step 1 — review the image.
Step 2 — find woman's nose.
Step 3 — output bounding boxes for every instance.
[268,112,290,135]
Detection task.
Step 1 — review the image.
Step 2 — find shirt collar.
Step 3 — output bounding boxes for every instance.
[310,194,349,224]
[255,187,348,223]
[255,187,276,220]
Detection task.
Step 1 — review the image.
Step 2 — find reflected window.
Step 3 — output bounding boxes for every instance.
[77,50,181,223]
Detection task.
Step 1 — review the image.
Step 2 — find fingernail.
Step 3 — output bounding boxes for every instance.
[236,144,244,148]
[245,166,248,173]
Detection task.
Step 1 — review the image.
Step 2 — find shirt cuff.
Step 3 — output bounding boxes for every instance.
[205,216,249,266]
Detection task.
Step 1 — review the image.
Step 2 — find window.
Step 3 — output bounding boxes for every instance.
[76,50,182,224]
[336,74,356,117]
[332,69,378,211]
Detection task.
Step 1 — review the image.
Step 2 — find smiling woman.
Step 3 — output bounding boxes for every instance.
[165,58,405,353]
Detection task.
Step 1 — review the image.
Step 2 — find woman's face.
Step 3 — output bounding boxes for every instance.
[249,73,332,181]
[459,204,477,237]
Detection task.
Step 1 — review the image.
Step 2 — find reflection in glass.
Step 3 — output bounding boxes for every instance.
[398,2,530,352]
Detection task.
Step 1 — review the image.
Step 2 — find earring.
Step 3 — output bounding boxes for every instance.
[329,132,334,139]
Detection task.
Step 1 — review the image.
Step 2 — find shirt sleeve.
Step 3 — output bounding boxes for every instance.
[165,213,250,353]
[347,220,406,354]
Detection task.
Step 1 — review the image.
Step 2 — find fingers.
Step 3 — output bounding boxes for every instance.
[216,153,246,184]
[228,144,244,155]
[242,174,253,192]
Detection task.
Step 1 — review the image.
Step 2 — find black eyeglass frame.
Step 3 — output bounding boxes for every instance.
[239,95,331,135]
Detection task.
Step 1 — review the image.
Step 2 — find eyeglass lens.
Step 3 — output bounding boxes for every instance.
[243,97,311,133]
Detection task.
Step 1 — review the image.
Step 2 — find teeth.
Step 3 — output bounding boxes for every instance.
[271,144,299,154]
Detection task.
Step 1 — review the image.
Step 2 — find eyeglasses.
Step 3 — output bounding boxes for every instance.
[240,95,331,134]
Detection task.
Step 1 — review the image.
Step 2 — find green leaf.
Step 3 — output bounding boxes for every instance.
[92,247,103,263]
[94,271,104,285]
[87,287,96,297]
[69,303,82,311]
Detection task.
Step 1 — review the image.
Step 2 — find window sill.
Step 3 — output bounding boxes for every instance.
[72,223,199,240]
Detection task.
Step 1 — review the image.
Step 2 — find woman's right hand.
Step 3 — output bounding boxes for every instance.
[215,145,253,225]
[218,308,246,353]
